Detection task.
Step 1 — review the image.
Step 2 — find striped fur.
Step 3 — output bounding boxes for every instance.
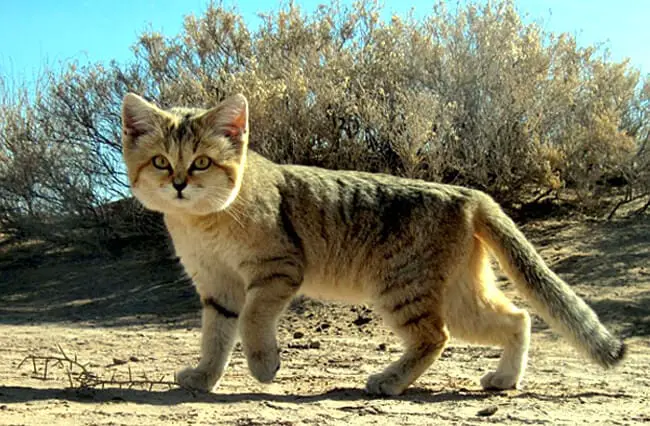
[121,93,625,396]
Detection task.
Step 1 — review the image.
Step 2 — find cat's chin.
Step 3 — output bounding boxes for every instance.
[144,199,226,217]
[132,195,192,215]
[132,187,233,216]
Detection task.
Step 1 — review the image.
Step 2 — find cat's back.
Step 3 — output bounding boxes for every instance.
[277,160,476,213]
[273,159,478,256]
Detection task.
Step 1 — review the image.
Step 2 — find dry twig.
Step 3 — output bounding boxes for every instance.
[18,345,178,391]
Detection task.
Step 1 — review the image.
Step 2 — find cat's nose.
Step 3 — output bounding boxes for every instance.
[173,180,187,192]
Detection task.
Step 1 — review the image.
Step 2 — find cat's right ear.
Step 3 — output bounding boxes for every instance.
[121,93,163,144]
[200,94,249,145]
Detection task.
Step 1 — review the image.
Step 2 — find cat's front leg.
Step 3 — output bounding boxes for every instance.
[239,272,302,383]
[176,294,241,392]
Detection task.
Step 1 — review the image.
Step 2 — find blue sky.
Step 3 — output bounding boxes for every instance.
[1,0,648,86]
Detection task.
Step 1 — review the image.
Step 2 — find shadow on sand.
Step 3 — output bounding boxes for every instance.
[0,384,633,407]
[0,239,199,328]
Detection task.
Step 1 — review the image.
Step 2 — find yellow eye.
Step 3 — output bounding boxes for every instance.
[152,155,170,170]
[192,156,211,171]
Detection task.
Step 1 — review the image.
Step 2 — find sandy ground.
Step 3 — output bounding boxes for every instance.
[1,217,649,425]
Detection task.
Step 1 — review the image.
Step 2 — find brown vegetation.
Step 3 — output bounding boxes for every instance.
[0,0,648,245]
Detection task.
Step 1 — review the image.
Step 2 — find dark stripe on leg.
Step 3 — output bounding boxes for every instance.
[390,293,428,313]
[402,312,432,327]
[202,297,239,319]
[246,273,300,291]
[239,255,300,269]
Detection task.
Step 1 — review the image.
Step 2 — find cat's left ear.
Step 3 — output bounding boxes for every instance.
[201,94,249,144]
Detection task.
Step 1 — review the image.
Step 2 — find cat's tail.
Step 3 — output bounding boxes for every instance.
[473,192,626,368]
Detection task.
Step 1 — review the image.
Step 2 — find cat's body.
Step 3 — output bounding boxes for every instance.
[169,151,477,303]
[121,93,625,396]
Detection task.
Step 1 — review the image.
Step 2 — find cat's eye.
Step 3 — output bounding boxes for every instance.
[192,156,212,171]
[152,155,170,170]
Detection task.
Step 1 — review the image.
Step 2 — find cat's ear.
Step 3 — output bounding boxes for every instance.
[200,94,249,144]
[121,93,165,143]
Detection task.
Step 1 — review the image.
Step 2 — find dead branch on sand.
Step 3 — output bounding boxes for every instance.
[18,344,178,391]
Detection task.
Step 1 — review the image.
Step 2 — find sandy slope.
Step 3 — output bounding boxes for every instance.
[1,217,649,425]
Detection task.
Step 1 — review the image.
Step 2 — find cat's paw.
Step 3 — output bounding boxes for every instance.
[480,371,520,390]
[175,367,217,392]
[365,371,407,396]
[246,347,280,383]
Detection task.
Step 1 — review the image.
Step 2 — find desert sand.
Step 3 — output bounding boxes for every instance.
[1,217,649,425]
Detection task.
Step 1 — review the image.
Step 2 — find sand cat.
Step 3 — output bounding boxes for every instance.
[120,93,625,396]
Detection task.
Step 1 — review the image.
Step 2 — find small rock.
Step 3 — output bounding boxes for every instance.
[477,406,498,417]
[316,323,330,332]
[129,356,140,362]
[289,340,321,350]
[353,316,372,327]
[377,343,387,351]
[111,358,128,366]
[293,331,305,339]
[287,343,305,349]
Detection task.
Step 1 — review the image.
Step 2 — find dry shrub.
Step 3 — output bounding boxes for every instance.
[1,0,648,246]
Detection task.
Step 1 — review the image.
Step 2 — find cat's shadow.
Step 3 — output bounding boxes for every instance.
[1,385,626,407]
[0,385,496,406]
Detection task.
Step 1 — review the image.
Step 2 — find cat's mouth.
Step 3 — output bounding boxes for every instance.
[171,192,191,203]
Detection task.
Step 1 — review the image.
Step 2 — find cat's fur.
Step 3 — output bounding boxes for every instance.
[121,93,625,395]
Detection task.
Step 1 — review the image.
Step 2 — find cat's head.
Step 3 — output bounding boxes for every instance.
[121,93,249,216]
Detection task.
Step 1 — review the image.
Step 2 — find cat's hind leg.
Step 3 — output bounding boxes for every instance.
[445,238,531,390]
[367,277,450,396]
